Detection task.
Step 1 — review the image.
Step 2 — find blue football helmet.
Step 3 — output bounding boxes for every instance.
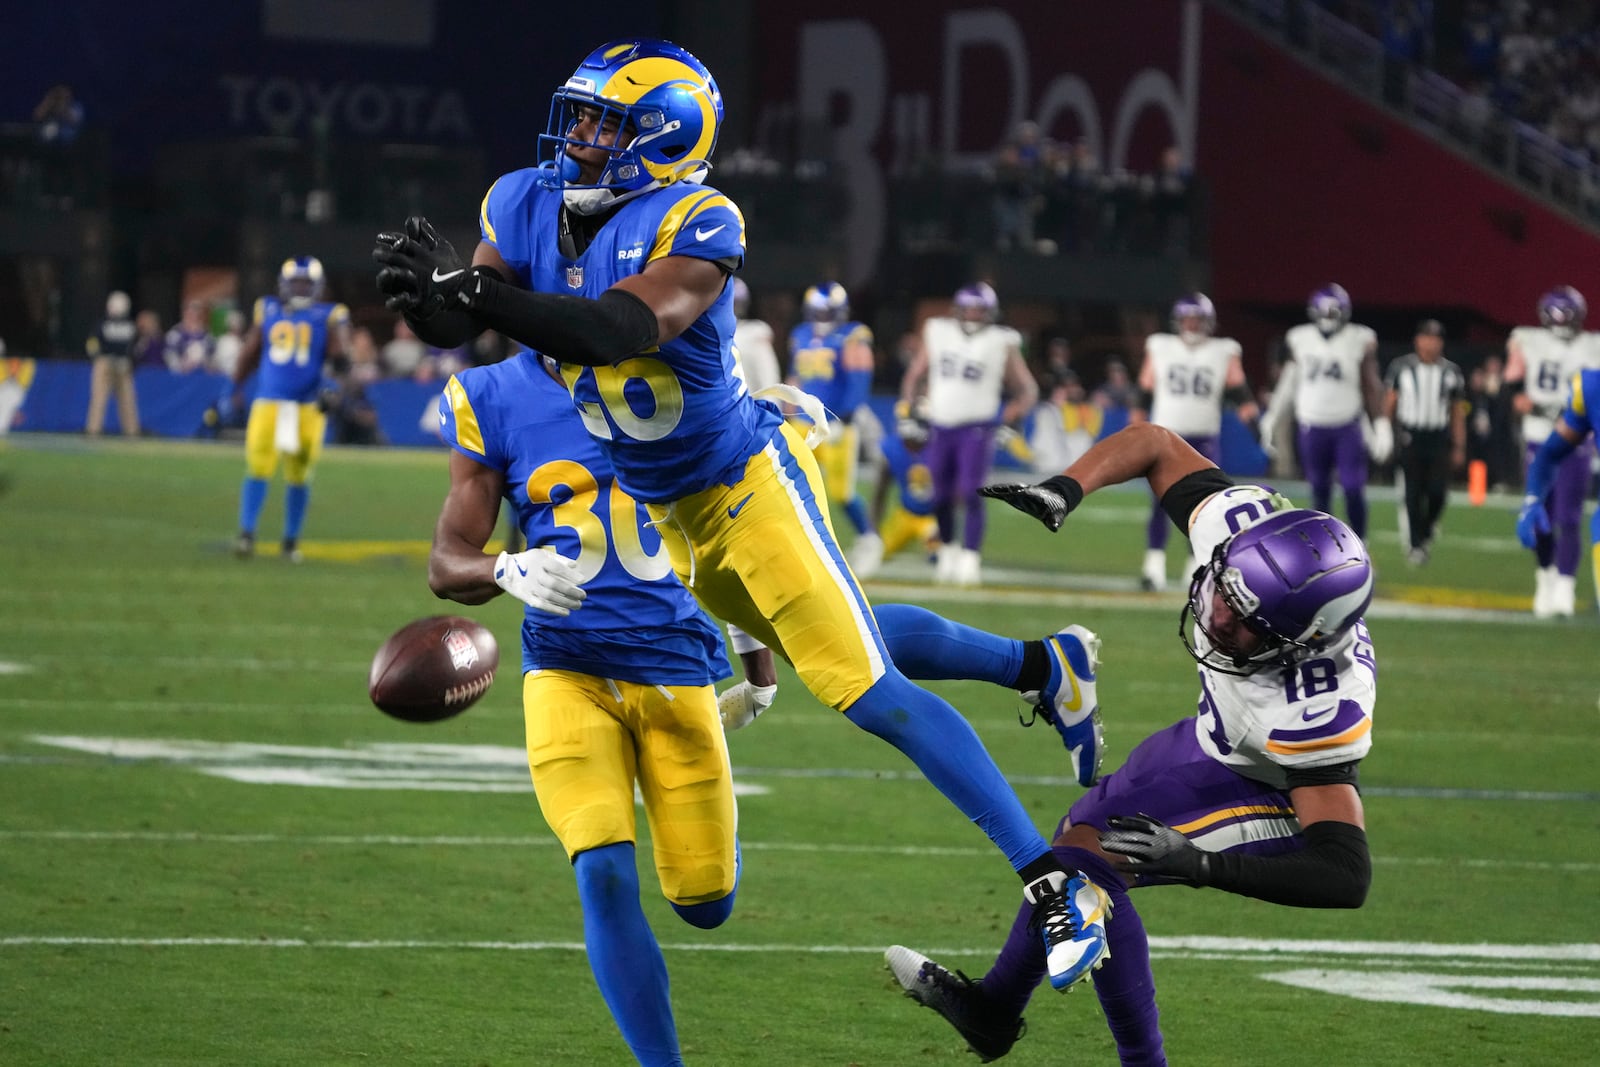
[537,38,723,214]
[954,282,999,334]
[803,281,850,324]
[1307,283,1352,334]
[1171,292,1216,344]
[1537,285,1587,339]
[279,256,324,308]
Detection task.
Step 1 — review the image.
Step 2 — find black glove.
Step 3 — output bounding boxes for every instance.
[372,216,469,318]
[978,474,1083,532]
[1099,813,1209,886]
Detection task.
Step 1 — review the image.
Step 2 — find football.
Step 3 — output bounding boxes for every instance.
[368,615,500,723]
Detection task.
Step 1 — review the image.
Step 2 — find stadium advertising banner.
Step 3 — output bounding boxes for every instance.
[750,0,1600,321]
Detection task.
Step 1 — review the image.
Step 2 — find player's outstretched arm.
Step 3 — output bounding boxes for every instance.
[719,624,778,731]
[981,423,1216,531]
[429,451,510,605]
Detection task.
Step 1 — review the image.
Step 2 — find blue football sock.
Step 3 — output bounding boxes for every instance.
[670,839,739,930]
[875,603,1024,686]
[283,483,310,542]
[237,477,269,536]
[844,495,872,536]
[844,671,1049,872]
[573,843,684,1067]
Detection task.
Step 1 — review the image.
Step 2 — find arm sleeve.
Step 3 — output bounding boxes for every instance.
[1159,468,1234,530]
[1198,820,1370,908]
[468,274,659,367]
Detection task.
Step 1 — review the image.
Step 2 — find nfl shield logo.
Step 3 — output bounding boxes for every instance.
[566,265,584,289]
[443,629,479,671]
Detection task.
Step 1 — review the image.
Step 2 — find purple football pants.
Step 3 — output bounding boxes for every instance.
[976,719,1303,1067]
[1298,420,1369,539]
[1526,438,1593,576]
[924,421,998,551]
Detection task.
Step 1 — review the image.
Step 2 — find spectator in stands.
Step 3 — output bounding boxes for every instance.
[990,120,1047,253]
[163,299,214,374]
[325,327,384,446]
[212,309,246,379]
[33,84,84,146]
[381,318,427,379]
[133,310,165,369]
[1092,358,1135,413]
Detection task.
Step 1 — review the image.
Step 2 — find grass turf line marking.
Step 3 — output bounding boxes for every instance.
[3,830,1599,873]
[2,935,1596,963]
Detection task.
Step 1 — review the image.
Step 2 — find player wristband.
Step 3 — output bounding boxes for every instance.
[1038,474,1084,516]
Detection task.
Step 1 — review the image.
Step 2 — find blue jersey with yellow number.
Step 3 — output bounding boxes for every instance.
[252,297,347,402]
[882,433,935,518]
[438,353,730,684]
[1559,368,1600,439]
[479,168,785,503]
[787,321,874,424]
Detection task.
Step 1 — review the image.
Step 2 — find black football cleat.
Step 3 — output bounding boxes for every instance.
[885,945,1024,1062]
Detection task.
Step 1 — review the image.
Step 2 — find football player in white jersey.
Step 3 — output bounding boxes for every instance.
[899,282,1038,586]
[1258,284,1390,541]
[1133,293,1257,590]
[730,276,781,396]
[887,422,1376,1065]
[1505,285,1600,617]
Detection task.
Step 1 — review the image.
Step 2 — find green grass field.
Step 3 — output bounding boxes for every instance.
[1,435,1597,1066]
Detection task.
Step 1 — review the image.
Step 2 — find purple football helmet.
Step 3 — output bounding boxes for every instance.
[1307,283,1352,334]
[1537,285,1587,339]
[803,281,849,324]
[1171,292,1216,344]
[1181,509,1374,676]
[731,276,751,318]
[954,282,999,334]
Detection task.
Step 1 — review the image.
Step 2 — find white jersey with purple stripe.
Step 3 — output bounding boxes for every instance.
[1146,333,1241,437]
[1284,322,1375,427]
[921,317,1019,428]
[1185,485,1378,789]
[1510,326,1600,442]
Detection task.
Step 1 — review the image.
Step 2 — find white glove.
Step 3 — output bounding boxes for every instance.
[1258,411,1279,458]
[718,681,777,731]
[493,549,586,616]
[1362,415,1394,464]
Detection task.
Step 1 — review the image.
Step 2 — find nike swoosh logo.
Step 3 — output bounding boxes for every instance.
[1047,636,1082,713]
[431,267,465,282]
[695,224,726,241]
[515,561,529,577]
[1301,705,1336,723]
[727,492,755,519]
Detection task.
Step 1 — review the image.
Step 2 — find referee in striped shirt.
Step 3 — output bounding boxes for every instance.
[1383,319,1466,565]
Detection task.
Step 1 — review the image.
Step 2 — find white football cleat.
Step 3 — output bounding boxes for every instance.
[1024,870,1112,992]
[849,531,884,580]
[954,548,982,587]
[1533,566,1557,618]
[1140,548,1167,592]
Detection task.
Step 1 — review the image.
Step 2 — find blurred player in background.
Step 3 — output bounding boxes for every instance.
[372,36,1110,1003]
[1133,292,1257,590]
[883,423,1375,1065]
[1505,286,1600,616]
[1258,284,1390,540]
[1519,364,1600,616]
[852,398,940,579]
[0,337,35,438]
[898,282,1038,586]
[788,280,880,561]
[227,256,348,562]
[430,350,773,1066]
[730,276,780,395]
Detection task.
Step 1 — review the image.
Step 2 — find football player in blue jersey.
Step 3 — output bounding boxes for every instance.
[227,256,349,561]
[788,281,882,564]
[851,400,940,579]
[1518,367,1600,613]
[372,36,1109,997]
[429,350,774,1067]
